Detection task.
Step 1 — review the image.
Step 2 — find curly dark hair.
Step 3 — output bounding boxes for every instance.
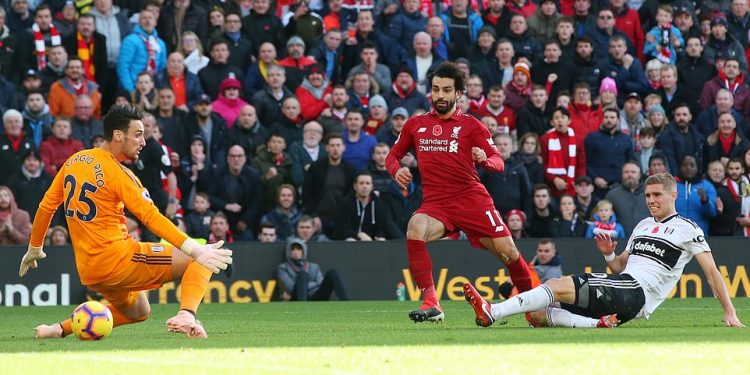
[103,105,144,141]
[428,62,467,92]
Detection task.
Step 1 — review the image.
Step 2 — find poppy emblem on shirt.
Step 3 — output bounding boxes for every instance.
[432,125,442,136]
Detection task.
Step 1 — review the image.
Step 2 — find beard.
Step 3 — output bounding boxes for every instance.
[432,98,456,115]
[623,177,640,190]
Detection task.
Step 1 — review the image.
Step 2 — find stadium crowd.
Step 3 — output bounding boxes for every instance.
[4,0,750,247]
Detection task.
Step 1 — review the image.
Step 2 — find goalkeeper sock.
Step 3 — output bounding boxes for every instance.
[491,284,554,320]
[60,319,72,337]
[546,307,599,328]
[507,254,535,292]
[106,303,149,327]
[179,259,212,313]
[407,239,438,307]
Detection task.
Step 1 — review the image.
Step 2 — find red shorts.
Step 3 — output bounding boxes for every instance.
[415,196,511,248]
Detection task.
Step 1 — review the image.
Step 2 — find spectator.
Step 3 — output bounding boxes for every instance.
[504,62,531,113]
[675,155,717,234]
[288,214,330,242]
[342,108,377,172]
[704,13,747,71]
[309,29,345,84]
[69,95,104,148]
[464,75,487,114]
[157,0,208,52]
[507,13,541,62]
[605,161,649,235]
[479,38,515,88]
[648,153,670,176]
[555,16,577,62]
[198,40,245,100]
[657,103,705,174]
[643,5,684,65]
[704,112,749,168]
[550,194,587,237]
[319,84,349,135]
[229,104,270,159]
[573,175,598,220]
[21,91,53,148]
[18,5,62,75]
[587,8,634,60]
[257,222,278,243]
[346,70,379,115]
[384,67,430,115]
[208,211,234,244]
[333,171,402,240]
[673,1,701,40]
[212,76,248,128]
[602,35,648,105]
[39,117,84,176]
[0,109,35,185]
[585,199,626,238]
[531,40,573,104]
[611,0,644,61]
[49,57,103,119]
[185,94,230,169]
[38,46,67,92]
[184,192,214,240]
[6,148,52,221]
[645,103,668,137]
[6,0,33,32]
[244,42,279,99]
[176,135,212,209]
[367,142,392,194]
[302,133,356,237]
[296,64,333,122]
[290,121,327,188]
[89,0,132,75]
[221,12,253,73]
[345,41,392,96]
[116,8,166,92]
[386,0,426,53]
[62,14,108,89]
[571,36,600,97]
[277,35,316,90]
[154,52,205,112]
[0,185,31,245]
[598,77,619,111]
[47,225,69,246]
[644,59,662,95]
[440,0,483,60]
[342,9,405,75]
[514,132,545,183]
[677,37,715,116]
[269,97,305,147]
[283,0,324,47]
[376,107,407,146]
[0,10,19,84]
[242,0,287,55]
[528,183,554,237]
[131,72,157,112]
[153,87,190,156]
[251,64,296,128]
[481,133,533,216]
[506,208,529,240]
[727,0,750,46]
[276,239,349,301]
[380,179,422,237]
[529,238,563,282]
[516,85,552,138]
[406,32,443,94]
[541,106,587,197]
[584,108,635,197]
[656,64,692,122]
[620,92,647,144]
[178,31,209,75]
[207,6,225,42]
[699,58,749,116]
[207,144,263,241]
[568,82,602,138]
[635,127,659,174]
[251,133,293,212]
[695,89,746,139]
[364,95,388,135]
[507,0,537,17]
[706,160,740,236]
[260,184,301,241]
[481,0,512,40]
[527,0,559,41]
[474,85,513,134]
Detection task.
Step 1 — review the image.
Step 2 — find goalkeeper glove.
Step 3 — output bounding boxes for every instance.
[19,245,46,277]
[180,239,233,273]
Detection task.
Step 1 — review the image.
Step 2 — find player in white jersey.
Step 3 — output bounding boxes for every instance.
[463,173,745,328]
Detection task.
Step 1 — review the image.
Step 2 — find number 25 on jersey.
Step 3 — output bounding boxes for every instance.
[64,175,98,222]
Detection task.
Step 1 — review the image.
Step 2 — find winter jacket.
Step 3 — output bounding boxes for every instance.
[342,28,406,75]
[6,166,52,221]
[197,61,245,100]
[205,164,263,230]
[212,95,249,129]
[507,30,543,62]
[704,130,750,170]
[440,8,484,44]
[699,76,750,118]
[384,85,431,115]
[479,154,533,216]
[527,8,559,41]
[604,183,649,236]
[158,3,208,52]
[0,186,31,245]
[117,25,167,92]
[22,107,54,148]
[251,86,296,127]
[185,209,213,240]
[529,254,563,283]
[276,239,324,295]
[503,83,530,113]
[585,213,626,239]
[222,33,254,73]
[568,102,603,139]
[677,56,715,114]
[530,60,574,103]
[550,214,587,238]
[228,121,270,159]
[39,136,85,176]
[704,34,748,72]
[0,133,34,186]
[643,25,683,65]
[89,6,131,65]
[656,123,705,176]
[694,106,747,139]
[675,178,717,235]
[289,141,327,187]
[296,79,333,121]
[48,79,102,119]
[62,32,109,87]
[380,180,422,236]
[586,26,635,60]
[0,77,20,114]
[333,191,403,240]
[573,54,606,97]
[515,102,552,137]
[242,11,287,56]
[154,69,205,109]
[302,158,356,217]
[387,8,427,53]
[261,206,301,241]
[727,11,750,47]
[613,6,645,61]
[601,55,648,104]
[251,149,294,212]
[584,127,635,186]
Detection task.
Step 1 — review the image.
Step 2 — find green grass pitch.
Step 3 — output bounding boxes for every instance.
[1,299,749,374]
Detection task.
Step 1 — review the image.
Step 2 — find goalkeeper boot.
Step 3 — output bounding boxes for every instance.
[408,303,444,323]
[463,283,495,327]
[596,314,620,328]
[166,310,208,339]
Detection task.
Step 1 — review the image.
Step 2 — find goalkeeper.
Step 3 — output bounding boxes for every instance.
[19,105,232,339]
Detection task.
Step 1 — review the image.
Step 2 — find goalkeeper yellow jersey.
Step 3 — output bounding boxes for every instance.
[29,147,188,285]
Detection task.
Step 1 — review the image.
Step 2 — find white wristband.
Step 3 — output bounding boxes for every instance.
[603,252,616,262]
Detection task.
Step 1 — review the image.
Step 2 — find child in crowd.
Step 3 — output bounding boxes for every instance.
[585,199,626,238]
[185,192,214,240]
[644,4,684,64]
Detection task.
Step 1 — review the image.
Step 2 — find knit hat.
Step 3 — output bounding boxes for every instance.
[478,25,496,39]
[219,77,242,93]
[599,77,617,96]
[513,62,531,81]
[648,104,666,117]
[711,13,728,27]
[392,107,409,118]
[506,209,527,224]
[396,66,414,79]
[369,95,387,111]
[306,63,325,77]
[287,35,306,48]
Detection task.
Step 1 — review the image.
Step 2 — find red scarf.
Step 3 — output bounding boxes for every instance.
[545,128,577,188]
[594,220,616,231]
[140,34,157,75]
[510,80,531,97]
[719,131,735,155]
[209,231,234,244]
[392,81,416,99]
[33,23,61,71]
[77,32,95,81]
[69,79,89,96]
[5,132,25,152]
[718,69,745,94]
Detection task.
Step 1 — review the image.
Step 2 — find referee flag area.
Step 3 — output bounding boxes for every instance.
[0,300,749,373]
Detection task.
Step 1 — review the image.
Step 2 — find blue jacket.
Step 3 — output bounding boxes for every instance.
[117,25,167,92]
[387,8,427,53]
[343,132,377,172]
[656,123,705,174]
[154,69,204,109]
[585,213,626,239]
[601,55,648,104]
[643,25,684,65]
[584,127,635,185]
[675,178,717,235]
[440,9,484,44]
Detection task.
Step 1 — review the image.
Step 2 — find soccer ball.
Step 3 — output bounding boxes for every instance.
[70,301,114,340]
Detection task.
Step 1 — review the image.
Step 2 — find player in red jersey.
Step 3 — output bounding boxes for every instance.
[385,62,536,322]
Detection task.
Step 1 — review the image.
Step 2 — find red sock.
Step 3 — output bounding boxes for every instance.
[407,239,438,306]
[507,254,534,293]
